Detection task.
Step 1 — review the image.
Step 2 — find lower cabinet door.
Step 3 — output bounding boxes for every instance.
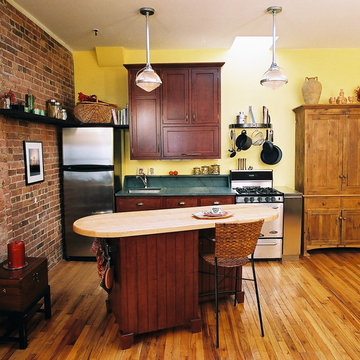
[341,209,360,246]
[305,209,340,249]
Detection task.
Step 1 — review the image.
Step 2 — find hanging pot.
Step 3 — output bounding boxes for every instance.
[262,129,273,152]
[236,130,252,151]
[261,143,282,165]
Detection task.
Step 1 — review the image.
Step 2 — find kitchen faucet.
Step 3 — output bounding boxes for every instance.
[136,173,148,188]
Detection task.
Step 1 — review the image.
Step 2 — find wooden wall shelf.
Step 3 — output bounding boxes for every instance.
[0,109,129,129]
[229,123,272,129]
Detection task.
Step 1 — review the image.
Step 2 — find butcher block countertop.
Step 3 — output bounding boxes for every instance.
[73,204,278,238]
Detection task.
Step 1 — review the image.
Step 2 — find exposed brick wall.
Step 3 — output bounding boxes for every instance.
[0,117,63,268]
[0,1,75,268]
[0,0,74,111]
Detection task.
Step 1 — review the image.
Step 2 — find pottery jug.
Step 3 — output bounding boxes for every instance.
[302,77,322,104]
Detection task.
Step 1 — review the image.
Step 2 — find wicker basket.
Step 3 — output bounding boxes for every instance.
[74,101,114,123]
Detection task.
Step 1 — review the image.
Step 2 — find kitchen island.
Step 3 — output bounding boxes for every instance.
[73,204,277,349]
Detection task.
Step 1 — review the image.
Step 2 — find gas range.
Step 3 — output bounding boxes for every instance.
[235,187,284,203]
[230,170,284,259]
[230,170,284,203]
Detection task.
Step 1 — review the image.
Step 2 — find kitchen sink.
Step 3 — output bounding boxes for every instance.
[128,188,162,194]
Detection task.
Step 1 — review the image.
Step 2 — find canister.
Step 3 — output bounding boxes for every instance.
[46,99,56,117]
[201,166,209,175]
[7,240,25,269]
[211,164,220,174]
[193,167,200,175]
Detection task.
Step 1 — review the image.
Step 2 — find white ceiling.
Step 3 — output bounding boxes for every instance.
[9,0,360,52]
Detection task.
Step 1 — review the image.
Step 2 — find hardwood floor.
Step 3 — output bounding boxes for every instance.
[1,249,360,359]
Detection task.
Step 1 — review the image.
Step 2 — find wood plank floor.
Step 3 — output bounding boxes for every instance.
[1,249,360,359]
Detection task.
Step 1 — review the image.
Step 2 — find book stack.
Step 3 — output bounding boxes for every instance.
[112,105,129,125]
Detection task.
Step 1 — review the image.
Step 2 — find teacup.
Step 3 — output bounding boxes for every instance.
[210,205,221,214]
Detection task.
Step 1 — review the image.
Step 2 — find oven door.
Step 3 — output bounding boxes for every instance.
[244,203,283,238]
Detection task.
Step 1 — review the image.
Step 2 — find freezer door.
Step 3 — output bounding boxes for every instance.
[62,127,114,165]
[63,170,114,258]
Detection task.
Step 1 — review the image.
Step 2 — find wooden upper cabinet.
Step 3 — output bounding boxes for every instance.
[125,63,224,160]
[162,68,189,125]
[294,105,360,195]
[127,69,161,159]
[342,114,360,193]
[190,68,219,125]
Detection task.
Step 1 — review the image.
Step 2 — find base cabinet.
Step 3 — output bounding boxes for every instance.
[116,195,235,212]
[304,196,360,251]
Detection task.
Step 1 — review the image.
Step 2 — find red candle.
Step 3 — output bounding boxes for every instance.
[7,240,25,269]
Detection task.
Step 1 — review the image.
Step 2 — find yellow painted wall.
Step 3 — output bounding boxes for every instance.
[73,45,360,188]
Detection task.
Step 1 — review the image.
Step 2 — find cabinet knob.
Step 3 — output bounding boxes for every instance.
[136,202,144,206]
[178,201,186,206]
[1,288,6,295]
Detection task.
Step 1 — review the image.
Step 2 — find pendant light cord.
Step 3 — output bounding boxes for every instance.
[271,9,277,66]
[145,11,151,67]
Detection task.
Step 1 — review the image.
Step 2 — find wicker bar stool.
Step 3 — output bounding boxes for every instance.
[200,219,265,348]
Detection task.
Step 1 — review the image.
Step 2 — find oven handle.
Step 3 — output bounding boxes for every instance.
[256,241,279,246]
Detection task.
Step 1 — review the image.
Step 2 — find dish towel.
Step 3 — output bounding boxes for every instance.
[91,238,112,293]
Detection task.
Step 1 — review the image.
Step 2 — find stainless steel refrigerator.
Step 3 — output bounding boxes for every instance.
[62,127,122,260]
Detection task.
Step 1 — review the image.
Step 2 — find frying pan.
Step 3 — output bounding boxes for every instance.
[261,144,282,165]
[236,130,252,151]
[260,129,282,165]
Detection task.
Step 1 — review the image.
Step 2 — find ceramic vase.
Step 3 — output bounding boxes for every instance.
[302,77,322,104]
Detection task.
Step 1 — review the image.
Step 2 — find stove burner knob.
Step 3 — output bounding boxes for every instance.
[271,196,276,202]
[250,197,254,202]
[265,196,270,202]
[244,197,249,203]
[257,197,262,203]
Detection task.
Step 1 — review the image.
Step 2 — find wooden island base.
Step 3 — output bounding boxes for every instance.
[107,230,204,349]
[73,204,277,349]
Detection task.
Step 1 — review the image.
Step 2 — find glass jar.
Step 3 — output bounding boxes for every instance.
[211,164,220,174]
[201,166,209,175]
[193,167,200,175]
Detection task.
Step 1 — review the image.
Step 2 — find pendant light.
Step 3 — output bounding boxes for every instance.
[135,7,162,92]
[260,6,288,90]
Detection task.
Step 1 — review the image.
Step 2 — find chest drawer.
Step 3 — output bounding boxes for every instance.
[163,196,198,208]
[0,257,48,312]
[116,197,162,212]
[198,195,235,206]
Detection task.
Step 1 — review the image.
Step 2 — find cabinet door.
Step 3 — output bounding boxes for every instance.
[341,209,360,246]
[191,68,219,125]
[305,209,340,249]
[342,114,360,193]
[304,113,342,194]
[162,126,219,159]
[162,68,189,125]
[128,70,161,159]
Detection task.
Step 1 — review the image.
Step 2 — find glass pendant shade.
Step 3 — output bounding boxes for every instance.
[136,64,162,92]
[260,6,288,89]
[260,63,288,89]
[136,7,162,92]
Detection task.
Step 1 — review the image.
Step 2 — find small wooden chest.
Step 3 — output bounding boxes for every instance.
[0,257,48,312]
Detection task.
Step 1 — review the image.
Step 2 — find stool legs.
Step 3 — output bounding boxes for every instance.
[214,258,219,348]
[251,256,264,337]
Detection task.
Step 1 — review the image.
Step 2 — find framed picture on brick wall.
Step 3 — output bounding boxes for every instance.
[23,141,44,185]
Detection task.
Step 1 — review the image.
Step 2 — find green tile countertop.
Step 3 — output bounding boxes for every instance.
[115,175,235,197]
